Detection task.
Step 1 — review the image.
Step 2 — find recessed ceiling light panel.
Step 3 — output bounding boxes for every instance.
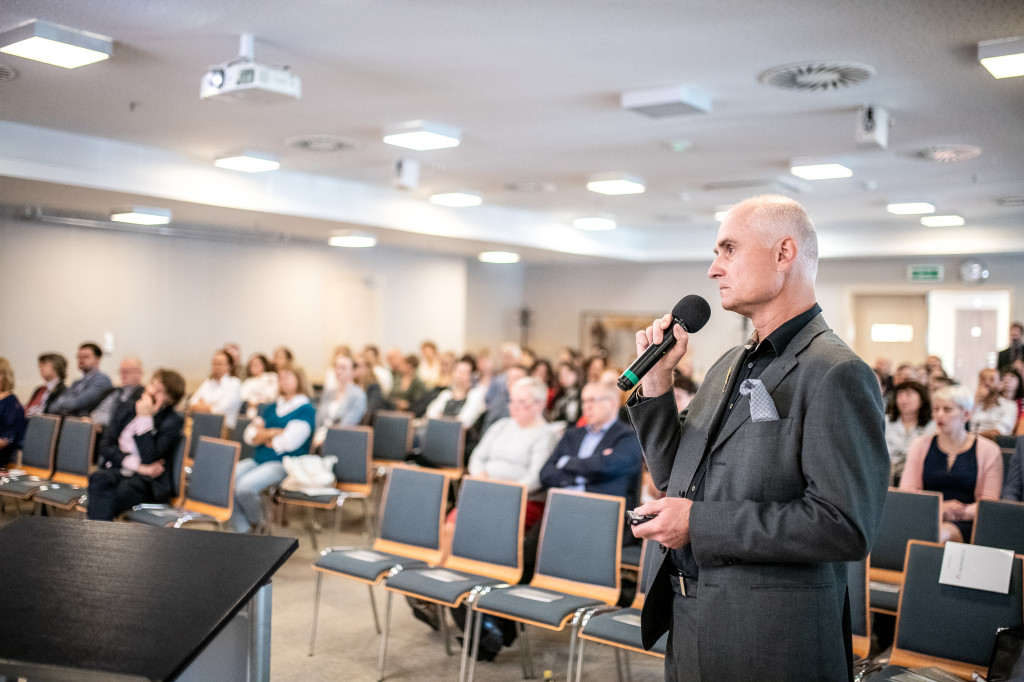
[478,251,520,263]
[587,173,645,196]
[110,205,172,225]
[978,36,1024,78]
[214,150,280,173]
[790,163,852,180]
[921,215,965,227]
[887,202,936,215]
[0,19,112,69]
[429,191,482,207]
[383,121,460,151]
[328,231,377,247]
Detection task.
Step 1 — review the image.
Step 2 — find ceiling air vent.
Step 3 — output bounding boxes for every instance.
[906,144,982,163]
[996,196,1024,208]
[285,134,356,153]
[759,62,875,91]
[0,63,18,83]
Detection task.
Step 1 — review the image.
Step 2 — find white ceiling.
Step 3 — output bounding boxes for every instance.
[0,0,1022,263]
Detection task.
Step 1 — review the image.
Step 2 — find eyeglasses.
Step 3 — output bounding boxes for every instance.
[581,396,614,404]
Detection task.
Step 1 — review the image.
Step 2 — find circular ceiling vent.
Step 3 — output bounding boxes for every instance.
[0,62,18,83]
[906,144,982,163]
[759,62,875,91]
[285,134,356,153]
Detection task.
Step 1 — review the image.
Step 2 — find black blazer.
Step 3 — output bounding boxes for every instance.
[97,402,184,503]
[28,382,66,414]
[539,419,643,507]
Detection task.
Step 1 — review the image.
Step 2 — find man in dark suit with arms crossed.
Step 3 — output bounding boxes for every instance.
[627,195,889,681]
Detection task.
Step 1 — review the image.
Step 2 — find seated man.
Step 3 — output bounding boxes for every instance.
[86,369,186,521]
[971,368,1017,439]
[1003,436,1024,502]
[89,356,145,430]
[47,342,113,417]
[539,380,644,509]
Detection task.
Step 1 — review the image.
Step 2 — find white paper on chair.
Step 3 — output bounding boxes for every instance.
[300,488,341,497]
[420,569,466,583]
[938,541,1014,594]
[506,587,562,602]
[345,550,391,562]
[611,613,642,627]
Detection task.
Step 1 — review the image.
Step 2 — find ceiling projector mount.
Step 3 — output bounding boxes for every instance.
[200,33,301,103]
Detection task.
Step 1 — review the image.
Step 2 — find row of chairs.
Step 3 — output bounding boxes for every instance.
[309,464,660,682]
[0,414,95,513]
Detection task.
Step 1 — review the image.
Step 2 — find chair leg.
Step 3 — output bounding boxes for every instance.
[361,497,373,538]
[468,608,484,682]
[566,609,585,682]
[518,622,535,679]
[309,572,323,656]
[573,638,587,682]
[306,506,319,551]
[367,584,382,634]
[622,647,633,682]
[459,606,475,682]
[439,603,453,656]
[376,591,394,682]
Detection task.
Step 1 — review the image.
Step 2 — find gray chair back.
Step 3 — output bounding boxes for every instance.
[372,411,412,462]
[171,435,187,498]
[189,412,225,458]
[894,540,1023,669]
[450,478,525,569]
[19,414,60,471]
[421,418,465,469]
[973,499,1024,555]
[188,437,239,508]
[871,488,941,572]
[229,416,255,460]
[848,558,869,639]
[638,538,660,596]
[54,417,95,476]
[536,489,624,589]
[378,466,447,549]
[323,426,372,485]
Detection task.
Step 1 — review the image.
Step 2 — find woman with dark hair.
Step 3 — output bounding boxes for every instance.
[188,348,242,429]
[885,381,934,484]
[1000,365,1024,420]
[388,354,426,411]
[0,358,27,469]
[353,352,388,425]
[272,346,294,371]
[548,361,582,425]
[530,358,557,411]
[240,353,278,417]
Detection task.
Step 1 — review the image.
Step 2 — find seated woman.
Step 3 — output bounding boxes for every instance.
[240,353,278,418]
[353,352,388,425]
[0,358,27,470]
[187,348,243,429]
[423,356,486,428]
[87,369,186,520]
[547,361,582,426]
[388,354,426,412]
[885,381,934,485]
[313,352,366,449]
[900,384,1003,543]
[1001,365,1024,424]
[233,364,316,533]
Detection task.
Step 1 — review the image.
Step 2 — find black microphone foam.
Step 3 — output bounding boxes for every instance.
[617,294,711,391]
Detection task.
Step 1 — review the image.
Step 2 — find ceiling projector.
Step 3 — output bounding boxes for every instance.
[200,34,301,103]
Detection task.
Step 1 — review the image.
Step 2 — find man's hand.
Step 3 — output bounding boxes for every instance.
[629,496,692,549]
[138,460,165,478]
[635,313,690,397]
[135,391,157,417]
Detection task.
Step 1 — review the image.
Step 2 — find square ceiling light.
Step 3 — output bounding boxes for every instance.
[328,231,377,248]
[214,150,280,173]
[978,36,1024,78]
[110,206,171,225]
[921,215,965,227]
[573,216,616,231]
[587,173,645,196]
[887,202,935,215]
[383,121,461,151]
[478,251,520,263]
[621,85,712,118]
[429,191,482,207]
[0,19,112,68]
[790,162,852,180]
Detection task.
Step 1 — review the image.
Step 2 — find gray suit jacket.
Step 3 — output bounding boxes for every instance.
[627,313,888,681]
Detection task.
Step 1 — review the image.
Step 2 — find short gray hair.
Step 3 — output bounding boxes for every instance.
[511,376,548,405]
[734,195,818,282]
[931,384,974,413]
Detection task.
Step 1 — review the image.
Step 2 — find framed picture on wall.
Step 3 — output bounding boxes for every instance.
[580,310,662,372]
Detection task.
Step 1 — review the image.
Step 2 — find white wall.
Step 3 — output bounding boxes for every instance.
[0,218,473,397]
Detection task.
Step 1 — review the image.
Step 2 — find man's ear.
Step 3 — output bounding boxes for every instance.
[775,236,798,272]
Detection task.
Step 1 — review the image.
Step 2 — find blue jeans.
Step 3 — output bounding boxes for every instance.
[231,458,286,533]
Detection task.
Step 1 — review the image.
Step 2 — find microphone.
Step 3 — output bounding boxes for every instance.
[617,295,711,391]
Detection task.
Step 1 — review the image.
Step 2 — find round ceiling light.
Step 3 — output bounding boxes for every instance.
[758,62,875,91]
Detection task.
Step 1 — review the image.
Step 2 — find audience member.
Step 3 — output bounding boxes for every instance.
[313,353,367,448]
[928,373,955,398]
[86,369,186,521]
[970,368,1017,439]
[362,345,393,395]
[423,356,486,428]
[900,384,1002,543]
[539,381,643,508]
[240,353,279,417]
[584,354,607,384]
[272,346,294,371]
[89,356,145,430]
[672,371,698,413]
[885,381,934,484]
[353,352,388,425]
[418,341,442,388]
[1003,437,1024,501]
[187,348,243,429]
[481,364,527,434]
[0,358,27,469]
[547,361,581,425]
[998,321,1024,371]
[388,354,426,412]
[224,342,245,378]
[321,344,353,394]
[235,364,316,533]
[24,352,67,417]
[437,350,457,389]
[1000,365,1023,422]
[530,358,557,410]
[473,348,495,390]
[873,357,893,396]
[47,342,112,417]
[924,355,945,377]
[384,347,403,384]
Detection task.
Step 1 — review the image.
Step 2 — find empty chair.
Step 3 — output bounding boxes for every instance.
[309,465,449,657]
[371,411,413,469]
[228,415,255,461]
[868,488,941,615]
[972,499,1024,554]
[419,417,466,479]
[33,417,97,512]
[889,540,1023,679]
[378,477,527,681]
[466,488,624,681]
[573,539,667,682]
[0,414,60,509]
[125,436,239,529]
[275,425,375,548]
[187,412,225,462]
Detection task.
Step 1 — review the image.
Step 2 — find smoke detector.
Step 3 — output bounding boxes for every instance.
[759,62,875,91]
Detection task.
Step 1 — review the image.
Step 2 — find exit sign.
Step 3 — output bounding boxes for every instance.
[907,264,944,283]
